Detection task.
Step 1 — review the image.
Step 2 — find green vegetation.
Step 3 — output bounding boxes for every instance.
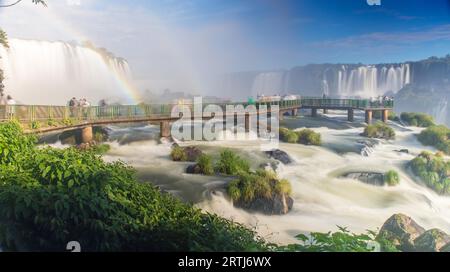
[170,145,187,161]
[215,149,250,175]
[373,110,396,121]
[279,127,321,145]
[409,151,450,195]
[400,112,435,127]
[46,119,58,127]
[227,170,291,203]
[0,121,267,251]
[91,143,111,155]
[417,125,450,154]
[0,28,8,49]
[384,170,400,186]
[279,127,299,143]
[362,122,395,140]
[277,227,380,252]
[30,120,41,130]
[296,129,321,145]
[62,118,74,126]
[196,154,214,176]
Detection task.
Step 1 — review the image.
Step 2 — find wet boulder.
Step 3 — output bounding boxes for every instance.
[234,193,294,215]
[264,149,293,165]
[414,229,450,252]
[376,213,426,251]
[186,164,202,174]
[342,172,385,186]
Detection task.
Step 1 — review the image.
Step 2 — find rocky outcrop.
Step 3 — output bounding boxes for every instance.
[264,149,293,164]
[171,144,204,162]
[233,193,294,215]
[414,229,450,252]
[186,164,202,174]
[377,213,450,252]
[342,172,385,186]
[377,213,425,251]
[259,161,283,174]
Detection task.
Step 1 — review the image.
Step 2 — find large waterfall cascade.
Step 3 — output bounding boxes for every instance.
[336,64,411,97]
[0,38,134,105]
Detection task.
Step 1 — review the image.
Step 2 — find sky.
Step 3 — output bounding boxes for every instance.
[1,0,450,94]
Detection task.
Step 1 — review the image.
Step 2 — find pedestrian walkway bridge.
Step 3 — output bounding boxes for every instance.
[0,97,393,142]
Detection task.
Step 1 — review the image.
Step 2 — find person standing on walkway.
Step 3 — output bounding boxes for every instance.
[6,95,16,120]
[0,91,7,120]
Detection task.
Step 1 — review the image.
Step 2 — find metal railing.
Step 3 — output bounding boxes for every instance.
[0,97,392,124]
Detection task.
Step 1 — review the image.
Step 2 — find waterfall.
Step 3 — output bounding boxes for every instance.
[251,71,286,96]
[433,99,448,125]
[337,64,410,97]
[0,39,134,105]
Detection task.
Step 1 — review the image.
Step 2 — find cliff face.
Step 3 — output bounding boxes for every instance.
[216,56,450,125]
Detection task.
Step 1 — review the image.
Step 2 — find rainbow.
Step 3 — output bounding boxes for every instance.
[41,4,143,104]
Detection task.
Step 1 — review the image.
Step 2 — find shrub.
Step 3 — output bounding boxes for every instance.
[30,120,41,130]
[279,127,298,143]
[62,118,74,126]
[409,152,450,195]
[0,122,267,251]
[170,145,187,161]
[362,122,395,140]
[417,125,450,154]
[215,149,250,175]
[227,170,292,203]
[91,144,111,155]
[280,127,321,145]
[400,112,435,127]
[196,154,214,175]
[0,121,36,165]
[384,170,400,186]
[47,119,58,127]
[277,227,380,252]
[296,129,321,145]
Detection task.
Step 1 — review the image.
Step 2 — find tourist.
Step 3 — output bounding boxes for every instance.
[0,90,7,105]
[6,95,16,119]
[68,97,77,107]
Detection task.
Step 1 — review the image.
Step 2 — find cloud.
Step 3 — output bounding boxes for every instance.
[313,24,450,49]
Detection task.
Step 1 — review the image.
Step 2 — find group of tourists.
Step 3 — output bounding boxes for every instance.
[0,90,16,119]
[68,97,91,107]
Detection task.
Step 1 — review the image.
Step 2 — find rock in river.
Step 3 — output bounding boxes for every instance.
[264,149,293,165]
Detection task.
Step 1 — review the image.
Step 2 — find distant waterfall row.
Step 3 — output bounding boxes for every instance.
[0,39,134,104]
[240,64,411,98]
[336,64,410,97]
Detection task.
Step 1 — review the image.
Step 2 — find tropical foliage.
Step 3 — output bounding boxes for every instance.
[409,151,450,195]
[417,125,450,154]
[214,149,250,175]
[362,122,395,140]
[279,127,321,145]
[384,170,400,186]
[400,112,435,127]
[0,122,267,251]
[227,170,291,202]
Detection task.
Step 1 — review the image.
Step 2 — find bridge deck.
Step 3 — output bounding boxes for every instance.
[0,97,393,132]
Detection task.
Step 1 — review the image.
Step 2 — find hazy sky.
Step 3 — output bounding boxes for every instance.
[1,0,450,94]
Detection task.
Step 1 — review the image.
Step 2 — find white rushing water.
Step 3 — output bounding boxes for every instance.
[337,64,410,97]
[85,113,450,245]
[0,39,133,105]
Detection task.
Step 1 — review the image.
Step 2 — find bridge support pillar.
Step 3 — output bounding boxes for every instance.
[81,126,93,144]
[381,109,389,123]
[291,109,298,116]
[347,109,354,122]
[365,110,373,124]
[245,113,250,133]
[323,109,329,114]
[160,121,171,138]
[311,108,318,117]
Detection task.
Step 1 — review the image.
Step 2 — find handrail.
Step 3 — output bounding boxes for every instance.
[0,97,393,124]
